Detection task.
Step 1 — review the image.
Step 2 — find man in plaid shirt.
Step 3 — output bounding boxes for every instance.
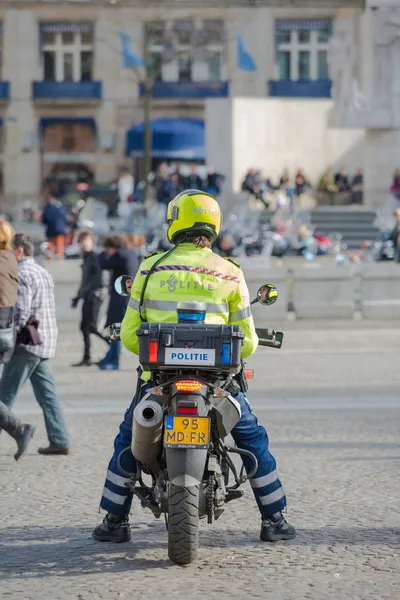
[0,233,70,455]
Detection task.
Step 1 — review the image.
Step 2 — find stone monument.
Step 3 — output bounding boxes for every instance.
[329,2,400,208]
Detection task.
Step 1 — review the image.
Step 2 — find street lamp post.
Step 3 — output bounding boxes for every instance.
[143,40,153,204]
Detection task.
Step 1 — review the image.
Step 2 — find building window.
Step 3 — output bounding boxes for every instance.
[42,123,95,153]
[145,19,224,82]
[41,24,94,82]
[275,19,331,81]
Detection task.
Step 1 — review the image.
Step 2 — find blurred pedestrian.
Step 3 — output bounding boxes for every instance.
[154,163,170,204]
[117,166,134,205]
[184,164,203,189]
[241,168,264,200]
[41,190,67,260]
[117,166,134,227]
[0,220,18,369]
[0,233,70,455]
[0,401,36,461]
[157,173,182,206]
[0,220,36,460]
[97,235,139,370]
[71,231,109,367]
[390,169,400,210]
[390,208,400,263]
[279,168,291,188]
[205,167,223,197]
[174,166,186,190]
[125,233,146,251]
[334,167,351,193]
[294,169,310,196]
[351,168,364,204]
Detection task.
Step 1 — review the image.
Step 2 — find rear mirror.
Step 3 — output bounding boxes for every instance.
[251,283,279,306]
[114,274,133,297]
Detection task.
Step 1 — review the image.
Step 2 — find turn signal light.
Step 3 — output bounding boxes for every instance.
[175,381,203,392]
[244,369,254,380]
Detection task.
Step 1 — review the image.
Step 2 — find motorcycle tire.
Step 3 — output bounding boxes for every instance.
[168,484,200,565]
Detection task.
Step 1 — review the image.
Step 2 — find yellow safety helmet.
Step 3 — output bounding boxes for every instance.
[167,189,222,244]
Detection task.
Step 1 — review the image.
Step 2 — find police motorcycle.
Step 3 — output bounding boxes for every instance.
[109,278,283,565]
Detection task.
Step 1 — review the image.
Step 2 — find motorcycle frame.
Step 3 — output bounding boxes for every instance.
[118,374,259,521]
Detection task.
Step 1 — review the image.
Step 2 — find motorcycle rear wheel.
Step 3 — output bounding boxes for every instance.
[168,484,200,565]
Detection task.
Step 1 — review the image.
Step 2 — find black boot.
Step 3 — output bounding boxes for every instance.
[260,512,296,542]
[92,514,131,543]
[71,358,92,367]
[14,424,36,461]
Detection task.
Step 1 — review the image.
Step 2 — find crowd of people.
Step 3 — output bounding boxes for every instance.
[242,167,311,208]
[241,166,364,209]
[152,163,224,205]
[318,167,364,205]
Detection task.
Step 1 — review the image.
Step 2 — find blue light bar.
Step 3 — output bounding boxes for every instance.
[177,312,205,322]
[221,342,231,365]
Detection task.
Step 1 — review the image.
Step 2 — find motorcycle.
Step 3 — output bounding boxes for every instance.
[109,280,283,565]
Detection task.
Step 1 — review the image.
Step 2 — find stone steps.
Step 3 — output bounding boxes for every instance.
[309,207,380,250]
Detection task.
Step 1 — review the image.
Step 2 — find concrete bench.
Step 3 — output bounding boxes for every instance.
[291,262,356,319]
[359,263,400,319]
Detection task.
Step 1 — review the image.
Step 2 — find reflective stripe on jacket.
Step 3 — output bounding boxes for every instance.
[120,243,258,359]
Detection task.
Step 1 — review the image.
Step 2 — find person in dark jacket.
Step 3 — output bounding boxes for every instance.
[156,173,183,206]
[71,231,109,366]
[41,193,67,260]
[205,167,224,197]
[183,164,203,190]
[350,168,363,204]
[97,234,139,370]
[0,220,35,460]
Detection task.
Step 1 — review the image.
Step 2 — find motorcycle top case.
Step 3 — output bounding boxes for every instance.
[137,322,244,374]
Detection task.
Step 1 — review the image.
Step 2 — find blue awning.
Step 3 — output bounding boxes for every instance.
[125,118,205,161]
[40,117,96,131]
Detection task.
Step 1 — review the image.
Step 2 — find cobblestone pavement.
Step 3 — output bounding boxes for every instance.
[1,296,399,599]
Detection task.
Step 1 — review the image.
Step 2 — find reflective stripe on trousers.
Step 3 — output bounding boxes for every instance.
[231,394,286,517]
[100,383,151,517]
[100,389,286,519]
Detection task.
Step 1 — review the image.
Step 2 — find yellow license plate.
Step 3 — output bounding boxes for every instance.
[164,416,210,449]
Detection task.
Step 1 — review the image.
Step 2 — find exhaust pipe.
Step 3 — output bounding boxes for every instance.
[132,399,164,474]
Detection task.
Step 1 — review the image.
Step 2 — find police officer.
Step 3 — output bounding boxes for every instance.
[92,190,296,544]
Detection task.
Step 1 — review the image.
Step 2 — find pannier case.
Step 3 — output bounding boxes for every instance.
[137,322,244,374]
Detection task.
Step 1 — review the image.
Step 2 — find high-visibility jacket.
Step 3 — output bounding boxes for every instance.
[120,243,258,360]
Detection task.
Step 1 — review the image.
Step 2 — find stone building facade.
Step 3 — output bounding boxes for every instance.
[0,0,364,203]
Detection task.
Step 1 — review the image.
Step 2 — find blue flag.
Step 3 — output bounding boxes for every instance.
[119,32,145,68]
[237,34,257,72]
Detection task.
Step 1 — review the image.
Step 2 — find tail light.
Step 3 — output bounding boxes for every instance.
[149,341,158,363]
[177,399,199,415]
[175,380,202,392]
[244,369,254,380]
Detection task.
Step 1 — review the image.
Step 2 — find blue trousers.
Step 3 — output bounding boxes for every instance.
[0,346,70,448]
[100,385,286,520]
[99,341,122,366]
